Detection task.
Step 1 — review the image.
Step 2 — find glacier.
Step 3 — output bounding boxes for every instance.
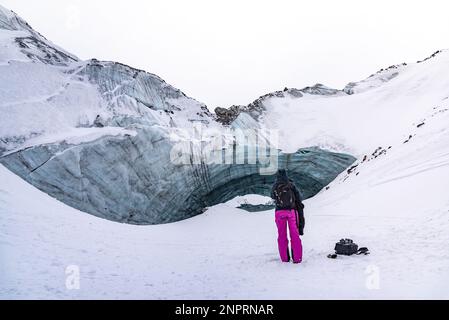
[2,3,449,300]
[0,139,355,223]
[0,5,355,224]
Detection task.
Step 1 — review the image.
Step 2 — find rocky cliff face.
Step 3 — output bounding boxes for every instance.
[0,5,355,224]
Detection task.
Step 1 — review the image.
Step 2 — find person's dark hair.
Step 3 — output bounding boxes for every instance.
[276,169,289,183]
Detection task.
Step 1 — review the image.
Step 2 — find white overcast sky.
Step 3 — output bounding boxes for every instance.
[3,0,449,108]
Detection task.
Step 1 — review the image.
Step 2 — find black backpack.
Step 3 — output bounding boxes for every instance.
[274,182,296,209]
[334,238,358,255]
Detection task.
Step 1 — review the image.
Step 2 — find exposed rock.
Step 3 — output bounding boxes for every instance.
[15,36,78,66]
[93,115,105,128]
[300,83,340,95]
[287,88,305,98]
[417,50,442,63]
[214,105,241,125]
[347,164,358,174]
[403,135,413,144]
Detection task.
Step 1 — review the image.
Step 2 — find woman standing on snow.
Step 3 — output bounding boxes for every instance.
[271,169,305,264]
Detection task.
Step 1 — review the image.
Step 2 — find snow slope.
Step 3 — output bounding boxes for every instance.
[258,50,449,156]
[1,3,449,299]
[1,96,449,298]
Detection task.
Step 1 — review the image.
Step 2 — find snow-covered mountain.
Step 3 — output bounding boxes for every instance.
[218,49,449,155]
[0,5,354,224]
[0,4,212,154]
[1,4,449,299]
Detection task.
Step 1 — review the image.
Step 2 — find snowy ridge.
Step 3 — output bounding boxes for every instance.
[250,49,449,156]
[217,50,448,128]
[0,4,78,65]
[1,4,449,299]
[1,98,449,298]
[0,6,214,155]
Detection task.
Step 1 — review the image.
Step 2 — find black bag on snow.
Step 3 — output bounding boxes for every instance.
[334,238,358,255]
[274,182,296,209]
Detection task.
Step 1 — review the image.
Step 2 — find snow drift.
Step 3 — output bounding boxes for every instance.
[1,4,449,299]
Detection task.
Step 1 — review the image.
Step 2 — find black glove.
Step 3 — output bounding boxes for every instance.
[295,207,305,236]
[297,207,305,236]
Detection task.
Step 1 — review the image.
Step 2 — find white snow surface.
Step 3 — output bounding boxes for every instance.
[1,4,449,299]
[1,95,449,298]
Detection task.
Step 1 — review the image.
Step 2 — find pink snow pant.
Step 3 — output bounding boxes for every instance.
[275,209,303,263]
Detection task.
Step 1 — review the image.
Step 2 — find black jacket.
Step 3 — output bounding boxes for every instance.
[270,174,305,235]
